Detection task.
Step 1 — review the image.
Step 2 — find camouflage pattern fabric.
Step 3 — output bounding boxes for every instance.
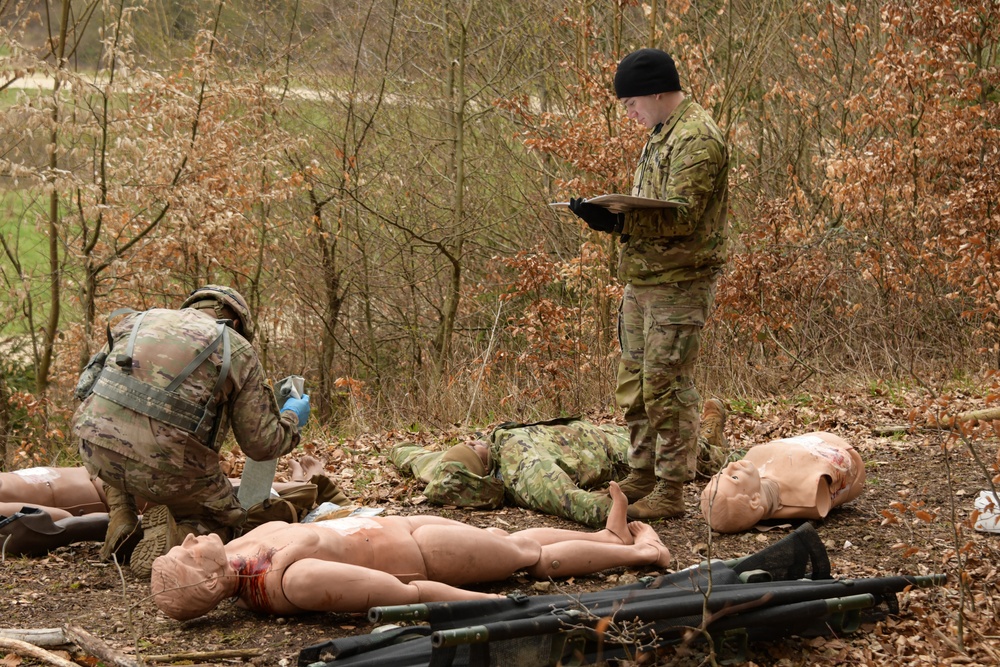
[390,446,505,510]
[491,418,630,527]
[612,97,729,484]
[392,418,630,528]
[618,98,730,286]
[81,443,245,536]
[697,426,730,478]
[616,281,717,483]
[392,417,727,526]
[74,307,300,532]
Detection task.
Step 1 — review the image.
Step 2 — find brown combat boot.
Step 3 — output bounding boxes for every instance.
[100,485,141,563]
[627,480,685,520]
[617,468,657,503]
[697,398,729,477]
[130,505,187,579]
[701,399,728,450]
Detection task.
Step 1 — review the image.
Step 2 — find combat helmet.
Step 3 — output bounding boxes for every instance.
[181,284,255,342]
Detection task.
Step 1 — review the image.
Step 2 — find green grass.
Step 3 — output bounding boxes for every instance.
[726,397,759,416]
[0,88,20,106]
[866,378,913,406]
[1,191,48,260]
[0,191,55,336]
[1,187,86,338]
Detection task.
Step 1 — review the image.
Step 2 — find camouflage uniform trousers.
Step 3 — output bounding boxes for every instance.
[494,431,627,528]
[391,419,630,528]
[615,278,717,484]
[390,445,506,510]
[80,440,245,540]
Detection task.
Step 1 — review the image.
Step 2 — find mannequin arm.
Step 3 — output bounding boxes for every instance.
[279,559,496,613]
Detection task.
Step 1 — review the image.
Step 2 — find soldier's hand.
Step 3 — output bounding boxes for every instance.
[282,394,311,428]
[568,198,624,234]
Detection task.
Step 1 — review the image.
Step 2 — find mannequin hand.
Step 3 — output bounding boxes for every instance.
[282,394,311,428]
[568,198,624,234]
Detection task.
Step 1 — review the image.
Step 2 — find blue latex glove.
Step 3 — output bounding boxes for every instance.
[281,394,310,428]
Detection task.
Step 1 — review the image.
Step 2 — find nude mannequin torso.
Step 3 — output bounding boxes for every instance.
[0,464,326,521]
[218,517,520,615]
[151,483,673,620]
[750,433,865,519]
[701,432,866,532]
[0,467,107,515]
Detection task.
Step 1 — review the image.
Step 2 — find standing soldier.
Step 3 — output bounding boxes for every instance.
[72,285,311,577]
[568,48,730,519]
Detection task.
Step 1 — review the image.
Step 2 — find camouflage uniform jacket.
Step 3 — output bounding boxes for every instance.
[73,308,299,475]
[619,98,730,285]
[391,418,630,511]
[490,418,629,494]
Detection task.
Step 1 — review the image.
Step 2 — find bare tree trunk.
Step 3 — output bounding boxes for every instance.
[0,373,10,470]
[432,2,472,374]
[36,0,73,395]
[433,240,463,373]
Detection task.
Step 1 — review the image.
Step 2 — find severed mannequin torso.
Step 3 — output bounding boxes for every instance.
[0,457,330,522]
[0,466,110,520]
[0,458,337,558]
[151,482,673,620]
[700,432,866,533]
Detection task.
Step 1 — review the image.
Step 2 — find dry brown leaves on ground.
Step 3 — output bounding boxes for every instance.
[3,389,1000,666]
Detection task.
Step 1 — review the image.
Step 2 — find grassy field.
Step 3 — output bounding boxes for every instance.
[0,190,54,336]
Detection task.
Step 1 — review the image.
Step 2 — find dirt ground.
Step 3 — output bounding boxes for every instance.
[3,389,1000,666]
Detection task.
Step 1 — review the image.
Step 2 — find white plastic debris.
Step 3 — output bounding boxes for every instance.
[973,490,1000,534]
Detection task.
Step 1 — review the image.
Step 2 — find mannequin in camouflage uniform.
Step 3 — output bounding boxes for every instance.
[72,285,311,578]
[391,410,728,528]
[568,48,730,519]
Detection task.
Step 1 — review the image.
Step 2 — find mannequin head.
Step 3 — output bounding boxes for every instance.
[151,533,231,621]
[700,460,767,532]
[440,441,491,476]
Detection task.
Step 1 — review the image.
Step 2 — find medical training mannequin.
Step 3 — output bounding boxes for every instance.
[0,466,112,517]
[151,482,673,620]
[0,459,332,556]
[0,459,327,519]
[700,432,865,533]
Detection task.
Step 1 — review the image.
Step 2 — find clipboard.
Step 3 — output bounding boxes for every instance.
[549,194,680,214]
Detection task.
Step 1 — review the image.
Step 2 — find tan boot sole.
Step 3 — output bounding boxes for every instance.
[131,505,179,579]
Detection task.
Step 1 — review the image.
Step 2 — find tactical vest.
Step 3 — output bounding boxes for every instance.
[75,308,232,450]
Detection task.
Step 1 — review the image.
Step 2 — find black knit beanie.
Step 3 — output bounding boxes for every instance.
[614,48,681,98]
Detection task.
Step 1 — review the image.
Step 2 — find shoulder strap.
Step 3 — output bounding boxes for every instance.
[104,307,139,354]
[166,322,230,392]
[115,310,149,373]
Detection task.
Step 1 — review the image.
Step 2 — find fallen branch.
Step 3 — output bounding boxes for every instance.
[63,624,141,667]
[956,407,1000,422]
[142,647,264,662]
[0,637,78,667]
[0,627,67,647]
[872,407,1000,437]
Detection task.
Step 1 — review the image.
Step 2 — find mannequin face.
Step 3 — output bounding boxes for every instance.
[469,441,491,469]
[173,533,227,566]
[151,534,231,621]
[700,460,766,532]
[715,460,761,496]
[440,441,491,476]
